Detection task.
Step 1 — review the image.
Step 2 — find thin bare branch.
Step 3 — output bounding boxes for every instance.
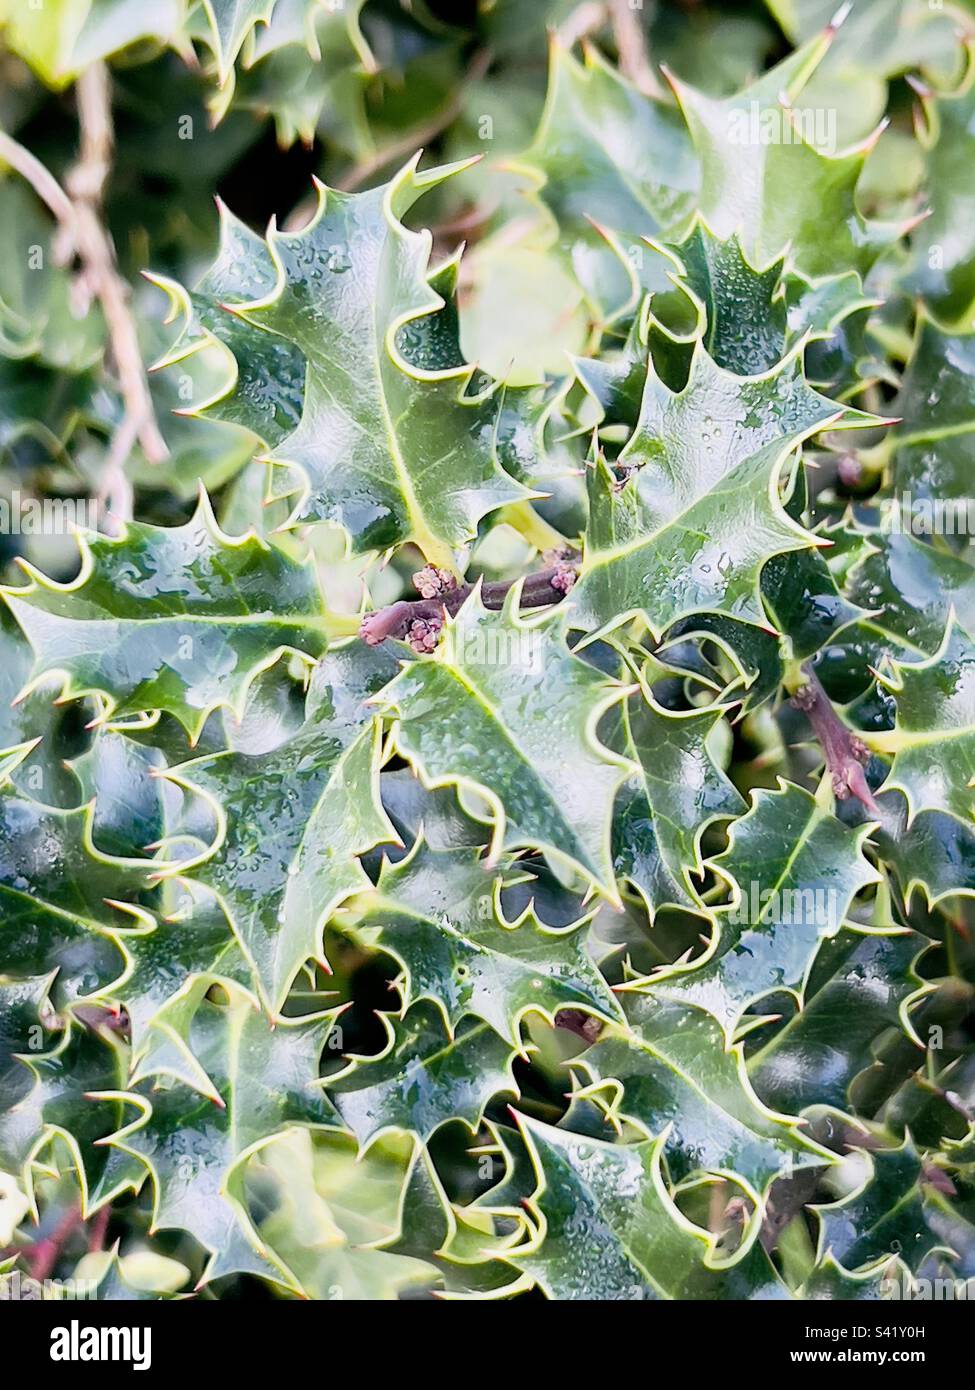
[338,47,494,195]
[790,664,880,813]
[360,554,579,651]
[0,130,76,225]
[67,62,168,498]
[557,1,608,47]
[2,68,168,525]
[608,0,664,97]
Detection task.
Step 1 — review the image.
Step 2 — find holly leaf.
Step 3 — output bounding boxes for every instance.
[766,0,970,142]
[889,315,975,506]
[382,1135,529,1297]
[202,0,276,86]
[149,202,305,448]
[503,1113,788,1300]
[351,838,622,1045]
[0,181,104,372]
[797,1251,894,1299]
[0,973,54,1127]
[667,222,875,381]
[748,927,927,1114]
[3,493,343,739]
[571,341,873,642]
[234,158,531,563]
[163,643,398,1013]
[220,0,375,150]
[879,801,975,908]
[119,885,253,1055]
[249,1127,440,1300]
[649,780,881,1040]
[847,529,975,658]
[906,81,975,326]
[761,468,867,660]
[96,984,342,1288]
[610,675,744,917]
[328,1003,519,1146]
[0,790,155,1008]
[0,0,183,89]
[0,1015,131,1209]
[670,31,909,278]
[376,590,634,897]
[516,40,699,318]
[871,618,975,825]
[814,1138,953,1274]
[572,993,828,1198]
[71,1246,190,1300]
[762,542,866,661]
[572,224,873,431]
[70,729,169,861]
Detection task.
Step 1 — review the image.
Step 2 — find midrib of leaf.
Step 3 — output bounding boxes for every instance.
[225,998,247,1165]
[186,737,371,1012]
[533,1148,678,1299]
[392,1017,494,1074]
[624,706,710,883]
[743,933,868,1076]
[271,734,372,985]
[585,441,809,570]
[751,811,823,928]
[57,612,339,632]
[869,726,975,752]
[0,881,129,940]
[737,800,825,932]
[436,658,597,873]
[611,1024,794,1160]
[896,420,975,446]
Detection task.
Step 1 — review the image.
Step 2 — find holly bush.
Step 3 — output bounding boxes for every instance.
[2,0,975,1304]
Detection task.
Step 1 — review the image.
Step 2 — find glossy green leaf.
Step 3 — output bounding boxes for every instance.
[516,41,699,318]
[4,494,342,738]
[377,590,633,895]
[97,984,342,1287]
[352,837,622,1045]
[610,675,744,916]
[573,993,827,1197]
[871,620,975,825]
[572,341,872,642]
[749,927,927,1114]
[650,781,881,1039]
[235,160,530,564]
[671,33,908,278]
[164,644,397,1013]
[815,1139,952,1274]
[503,1114,788,1300]
[328,1003,519,1146]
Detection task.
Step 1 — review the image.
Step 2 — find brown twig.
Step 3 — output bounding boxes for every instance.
[790,664,879,813]
[0,65,167,530]
[0,130,75,223]
[360,555,579,651]
[68,64,167,524]
[279,47,496,232]
[557,2,609,47]
[27,1203,82,1283]
[87,1205,111,1253]
[608,0,663,97]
